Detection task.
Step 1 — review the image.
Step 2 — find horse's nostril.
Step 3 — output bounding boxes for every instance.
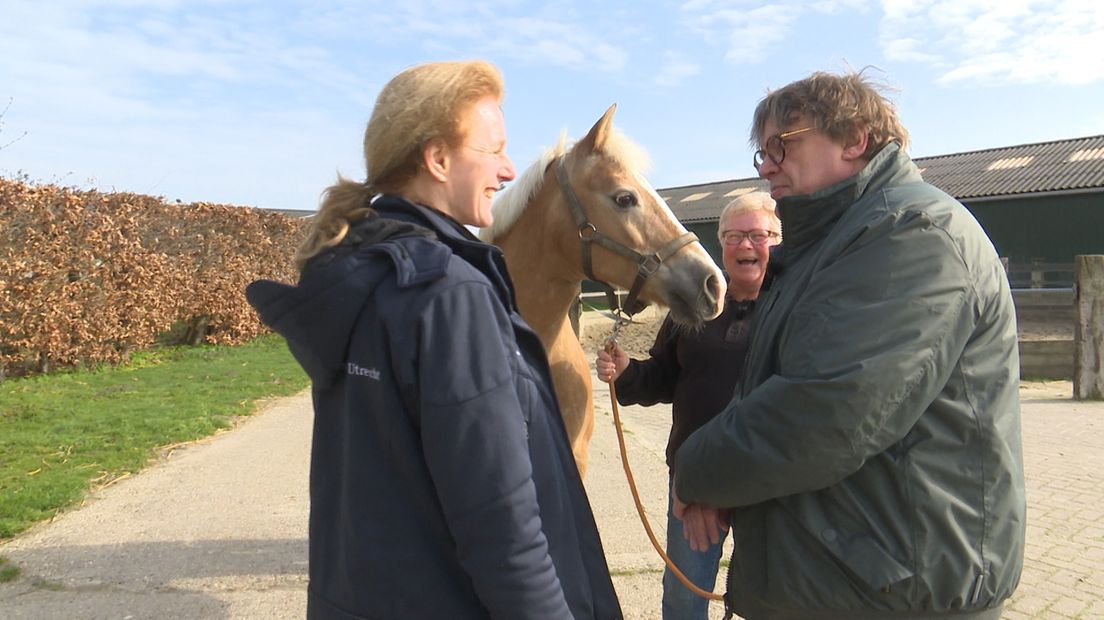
[706,273,722,303]
[691,272,725,322]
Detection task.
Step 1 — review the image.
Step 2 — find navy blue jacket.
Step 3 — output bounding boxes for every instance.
[246,195,621,619]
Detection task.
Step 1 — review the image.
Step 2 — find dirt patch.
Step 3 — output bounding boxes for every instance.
[1019,380,1072,400]
[579,315,663,358]
[1017,319,1073,341]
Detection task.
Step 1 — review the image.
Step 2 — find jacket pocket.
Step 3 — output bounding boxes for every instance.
[792,504,914,591]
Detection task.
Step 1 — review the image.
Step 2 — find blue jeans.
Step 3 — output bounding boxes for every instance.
[661,485,727,620]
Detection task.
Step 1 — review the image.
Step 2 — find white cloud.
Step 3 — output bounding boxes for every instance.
[488,16,630,72]
[681,0,1103,86]
[880,37,941,64]
[814,0,870,11]
[0,1,376,115]
[679,0,872,65]
[879,0,1104,85]
[653,53,702,87]
[679,2,793,64]
[723,6,800,65]
[0,0,641,209]
[299,1,631,73]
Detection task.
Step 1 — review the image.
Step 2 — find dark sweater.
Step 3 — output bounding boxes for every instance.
[613,296,755,468]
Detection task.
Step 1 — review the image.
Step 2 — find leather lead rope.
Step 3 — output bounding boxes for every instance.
[603,334,725,604]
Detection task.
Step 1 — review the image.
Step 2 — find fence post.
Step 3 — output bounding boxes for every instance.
[1074,255,1104,400]
[1031,259,1044,289]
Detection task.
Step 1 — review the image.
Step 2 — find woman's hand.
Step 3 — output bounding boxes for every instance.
[595,341,630,383]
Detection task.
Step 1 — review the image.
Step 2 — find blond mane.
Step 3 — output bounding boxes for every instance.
[480,128,651,242]
[480,134,567,243]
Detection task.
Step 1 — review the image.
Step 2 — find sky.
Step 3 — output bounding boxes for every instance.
[2,0,1103,212]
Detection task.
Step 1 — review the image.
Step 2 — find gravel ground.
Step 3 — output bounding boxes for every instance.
[0,308,1078,620]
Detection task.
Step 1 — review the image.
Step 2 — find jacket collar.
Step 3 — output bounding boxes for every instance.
[372,194,519,311]
[371,194,488,253]
[776,142,915,258]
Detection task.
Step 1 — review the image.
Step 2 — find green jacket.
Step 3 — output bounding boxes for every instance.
[675,143,1025,619]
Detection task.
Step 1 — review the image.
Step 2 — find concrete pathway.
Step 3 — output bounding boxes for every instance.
[1,378,1101,619]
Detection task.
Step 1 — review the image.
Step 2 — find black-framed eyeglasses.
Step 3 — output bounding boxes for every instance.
[753,127,814,170]
[720,229,780,246]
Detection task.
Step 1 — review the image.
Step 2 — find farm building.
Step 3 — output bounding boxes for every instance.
[659,134,1104,289]
[267,207,315,218]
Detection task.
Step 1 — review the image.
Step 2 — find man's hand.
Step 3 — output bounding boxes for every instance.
[672,484,729,552]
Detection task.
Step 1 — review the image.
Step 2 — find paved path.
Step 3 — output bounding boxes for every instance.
[1,378,1101,619]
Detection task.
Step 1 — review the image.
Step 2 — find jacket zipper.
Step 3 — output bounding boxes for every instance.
[721,543,736,619]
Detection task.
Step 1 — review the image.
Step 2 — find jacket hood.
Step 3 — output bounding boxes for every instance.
[245,199,448,386]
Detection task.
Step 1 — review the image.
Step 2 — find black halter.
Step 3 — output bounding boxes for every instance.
[554,157,698,318]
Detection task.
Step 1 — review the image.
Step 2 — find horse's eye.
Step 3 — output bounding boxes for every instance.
[613,191,638,209]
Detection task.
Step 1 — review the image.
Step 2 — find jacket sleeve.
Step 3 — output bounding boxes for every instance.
[676,205,981,508]
[614,313,680,406]
[413,279,572,620]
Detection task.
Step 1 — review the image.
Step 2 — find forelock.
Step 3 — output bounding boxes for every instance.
[599,129,651,174]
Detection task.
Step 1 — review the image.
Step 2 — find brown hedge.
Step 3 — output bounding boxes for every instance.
[0,177,307,379]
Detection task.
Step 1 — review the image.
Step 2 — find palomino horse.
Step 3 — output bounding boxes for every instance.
[481,105,726,477]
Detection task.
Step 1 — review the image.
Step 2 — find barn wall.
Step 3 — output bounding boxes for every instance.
[964,192,1104,266]
[688,221,723,269]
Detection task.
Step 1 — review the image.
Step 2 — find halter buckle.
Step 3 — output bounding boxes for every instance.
[638,254,662,277]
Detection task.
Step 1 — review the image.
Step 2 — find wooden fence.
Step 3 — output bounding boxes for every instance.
[1015,288,1075,379]
[577,257,1101,396]
[579,288,1079,380]
[1006,261,1075,289]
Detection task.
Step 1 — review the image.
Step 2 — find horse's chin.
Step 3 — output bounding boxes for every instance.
[664,284,724,328]
[666,307,706,329]
[665,304,711,329]
[663,269,725,327]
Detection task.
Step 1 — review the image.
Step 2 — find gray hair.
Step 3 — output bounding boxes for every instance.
[717,191,781,242]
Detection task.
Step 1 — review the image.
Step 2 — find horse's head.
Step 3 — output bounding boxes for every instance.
[554,104,725,327]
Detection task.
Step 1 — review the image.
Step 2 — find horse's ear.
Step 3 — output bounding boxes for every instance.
[576,103,617,155]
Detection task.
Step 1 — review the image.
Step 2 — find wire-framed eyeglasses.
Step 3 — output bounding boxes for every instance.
[753,127,814,170]
[720,229,780,246]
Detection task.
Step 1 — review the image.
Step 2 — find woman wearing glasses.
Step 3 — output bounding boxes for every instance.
[594,191,779,620]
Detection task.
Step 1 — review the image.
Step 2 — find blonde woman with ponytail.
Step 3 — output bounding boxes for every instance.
[247,61,622,620]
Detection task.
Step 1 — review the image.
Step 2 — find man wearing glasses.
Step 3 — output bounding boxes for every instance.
[674,70,1025,620]
[595,192,779,620]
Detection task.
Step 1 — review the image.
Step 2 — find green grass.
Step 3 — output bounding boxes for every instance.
[0,555,19,582]
[609,566,662,577]
[0,334,309,540]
